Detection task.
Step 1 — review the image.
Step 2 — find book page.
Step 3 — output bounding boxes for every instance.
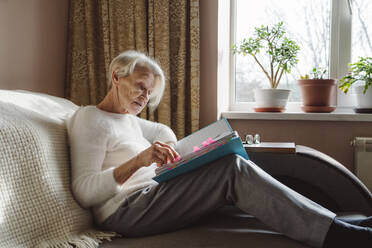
[175,118,232,156]
[156,131,238,175]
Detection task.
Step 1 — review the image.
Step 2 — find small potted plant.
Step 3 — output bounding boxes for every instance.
[298,67,336,113]
[339,57,372,113]
[232,22,300,112]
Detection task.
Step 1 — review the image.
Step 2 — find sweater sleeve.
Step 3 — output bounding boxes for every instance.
[67,108,121,209]
[136,117,177,146]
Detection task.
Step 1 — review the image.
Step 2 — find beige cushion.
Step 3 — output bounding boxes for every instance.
[0,90,118,248]
[0,90,79,122]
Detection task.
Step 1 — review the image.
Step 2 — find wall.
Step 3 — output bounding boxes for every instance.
[0,0,69,97]
[199,1,372,172]
[199,0,218,129]
[229,119,372,171]
[1,1,370,171]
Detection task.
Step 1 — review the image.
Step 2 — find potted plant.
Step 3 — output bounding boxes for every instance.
[232,22,300,112]
[298,67,336,113]
[339,57,372,113]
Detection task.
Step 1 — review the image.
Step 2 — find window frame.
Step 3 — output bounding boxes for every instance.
[228,0,354,111]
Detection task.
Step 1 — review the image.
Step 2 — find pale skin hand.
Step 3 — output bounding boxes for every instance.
[113,141,180,185]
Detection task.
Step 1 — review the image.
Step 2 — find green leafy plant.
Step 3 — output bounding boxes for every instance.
[339,57,372,94]
[300,67,328,80]
[232,22,300,89]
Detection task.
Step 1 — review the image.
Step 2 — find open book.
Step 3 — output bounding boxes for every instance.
[152,118,249,183]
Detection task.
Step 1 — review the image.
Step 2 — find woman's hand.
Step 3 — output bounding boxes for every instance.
[138,141,180,167]
[114,141,179,185]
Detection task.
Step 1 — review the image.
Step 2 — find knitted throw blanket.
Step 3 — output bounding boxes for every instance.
[0,90,119,247]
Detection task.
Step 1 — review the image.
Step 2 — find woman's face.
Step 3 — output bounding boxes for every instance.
[114,67,156,115]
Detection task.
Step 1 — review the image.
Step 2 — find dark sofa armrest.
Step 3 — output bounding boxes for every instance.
[247,145,372,216]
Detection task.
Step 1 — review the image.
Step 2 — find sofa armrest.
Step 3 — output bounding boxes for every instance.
[247,145,372,216]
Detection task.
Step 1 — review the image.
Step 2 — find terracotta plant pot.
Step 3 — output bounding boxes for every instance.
[298,79,336,112]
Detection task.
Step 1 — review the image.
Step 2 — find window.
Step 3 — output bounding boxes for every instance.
[234,0,331,103]
[230,0,371,110]
[351,0,372,61]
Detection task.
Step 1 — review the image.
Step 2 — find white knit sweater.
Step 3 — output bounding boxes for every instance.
[67,106,177,224]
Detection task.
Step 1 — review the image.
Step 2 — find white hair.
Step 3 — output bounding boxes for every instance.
[108,50,165,111]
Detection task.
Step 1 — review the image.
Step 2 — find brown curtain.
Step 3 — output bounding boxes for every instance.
[65,0,200,139]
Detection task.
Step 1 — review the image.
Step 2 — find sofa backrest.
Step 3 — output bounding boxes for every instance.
[0,90,117,247]
[0,90,79,122]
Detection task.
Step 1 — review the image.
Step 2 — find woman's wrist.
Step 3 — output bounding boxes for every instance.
[114,156,143,185]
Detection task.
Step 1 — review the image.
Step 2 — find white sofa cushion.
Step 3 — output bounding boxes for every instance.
[0,90,79,123]
[0,90,118,247]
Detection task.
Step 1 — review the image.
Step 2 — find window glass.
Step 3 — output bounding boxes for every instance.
[351,0,372,62]
[235,0,331,102]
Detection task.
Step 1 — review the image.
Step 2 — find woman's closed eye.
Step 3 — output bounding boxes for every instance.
[138,83,146,92]
[138,83,152,96]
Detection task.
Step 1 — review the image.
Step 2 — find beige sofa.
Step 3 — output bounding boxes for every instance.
[1,90,371,248]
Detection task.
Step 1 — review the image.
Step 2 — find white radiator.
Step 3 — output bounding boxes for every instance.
[353,137,372,191]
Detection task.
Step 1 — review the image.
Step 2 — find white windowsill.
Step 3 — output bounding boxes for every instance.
[221,107,372,122]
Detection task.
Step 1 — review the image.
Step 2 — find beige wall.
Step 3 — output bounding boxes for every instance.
[200,0,218,129]
[229,119,372,171]
[200,1,372,172]
[1,1,370,171]
[0,0,69,97]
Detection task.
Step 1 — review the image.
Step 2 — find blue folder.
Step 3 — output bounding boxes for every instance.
[152,136,249,183]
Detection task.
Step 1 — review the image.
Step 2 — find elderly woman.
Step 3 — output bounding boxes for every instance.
[67,50,371,248]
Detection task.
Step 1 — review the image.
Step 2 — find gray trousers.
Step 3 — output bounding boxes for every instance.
[97,154,335,248]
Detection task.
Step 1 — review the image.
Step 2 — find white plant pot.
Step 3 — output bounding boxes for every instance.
[254,88,291,108]
[354,85,372,109]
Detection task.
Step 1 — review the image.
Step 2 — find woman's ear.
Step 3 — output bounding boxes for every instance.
[112,71,119,86]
